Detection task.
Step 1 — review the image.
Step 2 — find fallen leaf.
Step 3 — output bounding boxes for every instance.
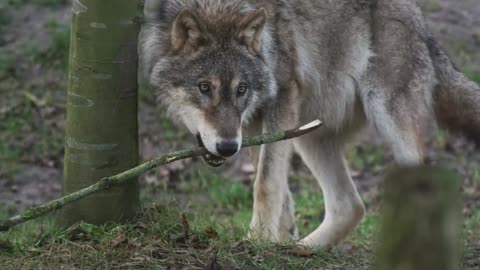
[111,233,128,248]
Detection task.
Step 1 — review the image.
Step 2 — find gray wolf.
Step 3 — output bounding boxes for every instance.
[140,0,480,248]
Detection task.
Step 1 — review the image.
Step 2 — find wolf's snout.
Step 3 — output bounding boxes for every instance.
[216,141,239,157]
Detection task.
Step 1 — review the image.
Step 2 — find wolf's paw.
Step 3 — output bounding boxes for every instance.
[298,204,365,248]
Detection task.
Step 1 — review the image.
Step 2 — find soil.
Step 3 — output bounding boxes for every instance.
[0,0,479,216]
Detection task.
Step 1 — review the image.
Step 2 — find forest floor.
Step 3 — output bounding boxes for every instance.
[0,0,480,269]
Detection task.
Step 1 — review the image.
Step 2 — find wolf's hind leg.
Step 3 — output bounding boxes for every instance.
[362,90,425,166]
[294,137,365,248]
[362,3,435,165]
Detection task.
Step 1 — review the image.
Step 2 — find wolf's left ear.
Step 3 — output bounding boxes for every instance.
[237,8,267,55]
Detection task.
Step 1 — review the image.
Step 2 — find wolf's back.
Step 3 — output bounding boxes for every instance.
[428,35,480,145]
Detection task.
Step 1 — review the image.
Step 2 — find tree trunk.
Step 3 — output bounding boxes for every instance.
[376,166,462,270]
[58,0,143,226]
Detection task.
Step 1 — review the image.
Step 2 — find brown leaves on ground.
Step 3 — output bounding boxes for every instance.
[110,233,128,248]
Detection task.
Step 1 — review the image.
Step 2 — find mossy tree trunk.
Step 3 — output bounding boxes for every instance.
[377,166,462,270]
[58,0,143,226]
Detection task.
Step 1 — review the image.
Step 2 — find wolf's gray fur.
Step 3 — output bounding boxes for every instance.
[141,0,480,247]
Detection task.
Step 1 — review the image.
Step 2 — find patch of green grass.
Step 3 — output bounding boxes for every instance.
[352,214,380,245]
[29,20,70,69]
[0,204,373,270]
[465,69,480,85]
[0,7,11,29]
[1,173,480,269]
[160,113,181,141]
[465,210,480,236]
[0,98,34,176]
[447,40,480,85]
[347,144,386,173]
[33,125,65,158]
[0,208,58,255]
[292,177,325,235]
[209,176,252,209]
[0,89,64,176]
[0,54,15,80]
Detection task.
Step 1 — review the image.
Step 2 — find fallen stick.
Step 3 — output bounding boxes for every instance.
[0,120,322,232]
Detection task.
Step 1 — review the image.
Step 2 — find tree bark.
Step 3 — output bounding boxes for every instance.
[376,166,462,270]
[58,0,143,226]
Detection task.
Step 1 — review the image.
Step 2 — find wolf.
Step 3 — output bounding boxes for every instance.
[140,0,480,248]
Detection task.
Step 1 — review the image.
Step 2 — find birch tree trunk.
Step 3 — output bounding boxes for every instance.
[58,0,143,226]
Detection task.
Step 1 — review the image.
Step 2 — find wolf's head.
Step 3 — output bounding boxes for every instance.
[142,0,276,165]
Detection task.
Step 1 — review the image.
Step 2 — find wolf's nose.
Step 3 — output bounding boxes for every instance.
[216,141,239,157]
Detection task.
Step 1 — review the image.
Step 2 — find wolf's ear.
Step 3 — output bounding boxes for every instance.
[238,8,267,55]
[171,10,205,52]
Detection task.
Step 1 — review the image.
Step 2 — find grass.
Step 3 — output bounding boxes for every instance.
[0,16,69,176]
[448,40,480,85]
[0,6,11,30]
[29,20,70,69]
[1,169,479,269]
[0,54,15,81]
[0,90,65,177]
[466,70,480,85]
[347,144,386,174]
[0,205,373,270]
[0,97,34,176]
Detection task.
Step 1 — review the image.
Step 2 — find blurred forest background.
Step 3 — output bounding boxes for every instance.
[0,0,479,269]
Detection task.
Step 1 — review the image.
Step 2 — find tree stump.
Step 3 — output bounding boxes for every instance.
[376,166,462,270]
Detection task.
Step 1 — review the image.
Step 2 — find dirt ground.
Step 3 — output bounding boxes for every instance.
[0,0,479,217]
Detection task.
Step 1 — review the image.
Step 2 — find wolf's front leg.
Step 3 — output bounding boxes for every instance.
[249,138,294,242]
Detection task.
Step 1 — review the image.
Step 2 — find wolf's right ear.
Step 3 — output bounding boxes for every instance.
[171,10,206,52]
[237,8,267,55]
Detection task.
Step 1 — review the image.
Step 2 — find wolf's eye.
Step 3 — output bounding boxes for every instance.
[237,84,248,96]
[198,82,211,94]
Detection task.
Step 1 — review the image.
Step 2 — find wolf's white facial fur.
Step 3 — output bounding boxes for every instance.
[179,105,242,157]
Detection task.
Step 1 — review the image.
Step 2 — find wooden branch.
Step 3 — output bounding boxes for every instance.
[0,120,322,232]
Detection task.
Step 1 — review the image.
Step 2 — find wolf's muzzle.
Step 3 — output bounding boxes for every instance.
[216,141,239,157]
[196,134,226,167]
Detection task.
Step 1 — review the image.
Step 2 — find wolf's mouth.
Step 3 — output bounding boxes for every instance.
[196,134,226,167]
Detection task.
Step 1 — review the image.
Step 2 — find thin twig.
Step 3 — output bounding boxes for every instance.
[0,120,322,232]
